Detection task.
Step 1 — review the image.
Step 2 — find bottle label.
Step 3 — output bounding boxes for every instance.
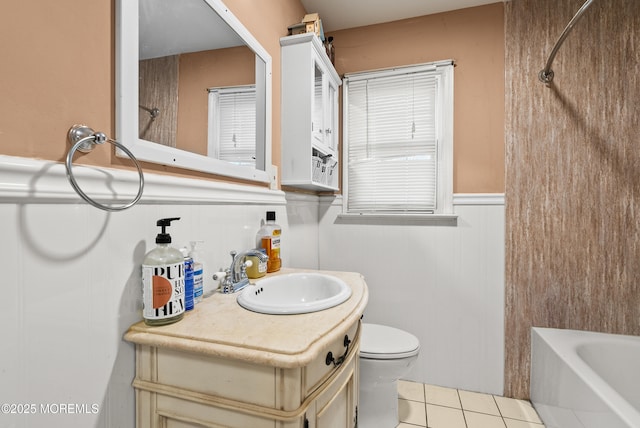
[142,262,185,320]
[192,264,203,299]
[184,257,194,311]
[261,229,282,272]
[262,237,280,258]
[258,261,267,274]
[270,229,281,254]
[271,230,281,261]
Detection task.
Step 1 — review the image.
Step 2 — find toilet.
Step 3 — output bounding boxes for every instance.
[359,323,420,428]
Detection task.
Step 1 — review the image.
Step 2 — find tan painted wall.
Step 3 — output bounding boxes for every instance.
[0,1,114,166]
[1,1,502,193]
[505,0,640,398]
[177,46,255,155]
[0,0,305,182]
[329,3,505,193]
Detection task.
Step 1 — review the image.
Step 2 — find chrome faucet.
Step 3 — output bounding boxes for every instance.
[213,250,268,294]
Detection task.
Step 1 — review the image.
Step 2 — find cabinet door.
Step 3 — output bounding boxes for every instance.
[311,53,338,154]
[312,60,325,146]
[315,371,357,428]
[325,78,338,152]
[307,348,357,428]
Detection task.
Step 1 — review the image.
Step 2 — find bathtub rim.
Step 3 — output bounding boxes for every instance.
[531,327,640,428]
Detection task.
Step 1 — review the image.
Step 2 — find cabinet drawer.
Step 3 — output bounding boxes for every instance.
[304,320,360,397]
[156,394,277,428]
[155,348,277,409]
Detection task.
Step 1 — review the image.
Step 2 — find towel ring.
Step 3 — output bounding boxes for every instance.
[65,124,144,212]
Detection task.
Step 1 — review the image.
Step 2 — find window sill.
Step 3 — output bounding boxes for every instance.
[335,213,458,226]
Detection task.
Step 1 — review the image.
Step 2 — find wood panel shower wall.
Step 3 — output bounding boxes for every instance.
[139,55,179,147]
[505,0,640,398]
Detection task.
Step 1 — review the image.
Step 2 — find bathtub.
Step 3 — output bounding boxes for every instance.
[531,328,640,428]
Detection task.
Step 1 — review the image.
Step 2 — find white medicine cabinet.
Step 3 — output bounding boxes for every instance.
[281,33,341,191]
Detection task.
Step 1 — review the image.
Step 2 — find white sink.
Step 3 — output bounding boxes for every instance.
[237,273,352,314]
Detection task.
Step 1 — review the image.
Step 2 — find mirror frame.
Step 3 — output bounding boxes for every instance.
[116,0,272,183]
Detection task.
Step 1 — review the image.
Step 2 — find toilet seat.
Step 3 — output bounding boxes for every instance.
[360,323,420,360]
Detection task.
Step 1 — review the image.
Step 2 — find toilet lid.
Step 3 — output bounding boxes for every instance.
[359,323,420,360]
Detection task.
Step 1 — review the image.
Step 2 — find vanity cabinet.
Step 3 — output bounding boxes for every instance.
[125,269,368,428]
[281,33,341,191]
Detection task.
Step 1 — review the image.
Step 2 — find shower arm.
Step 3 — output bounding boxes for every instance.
[139,105,160,120]
[539,0,597,84]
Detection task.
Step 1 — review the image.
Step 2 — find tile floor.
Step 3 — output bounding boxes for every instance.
[397,381,545,428]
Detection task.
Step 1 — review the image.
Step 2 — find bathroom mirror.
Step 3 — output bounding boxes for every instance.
[116,0,272,183]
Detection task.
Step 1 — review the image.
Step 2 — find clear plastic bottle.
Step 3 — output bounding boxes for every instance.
[189,241,204,304]
[142,218,185,326]
[256,211,282,273]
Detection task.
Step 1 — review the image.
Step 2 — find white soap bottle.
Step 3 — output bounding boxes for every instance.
[141,218,185,326]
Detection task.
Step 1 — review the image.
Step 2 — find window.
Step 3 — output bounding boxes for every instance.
[207,86,256,167]
[343,61,453,215]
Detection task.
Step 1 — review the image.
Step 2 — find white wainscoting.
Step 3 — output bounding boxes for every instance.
[0,155,289,428]
[285,192,321,270]
[0,155,505,428]
[318,194,505,395]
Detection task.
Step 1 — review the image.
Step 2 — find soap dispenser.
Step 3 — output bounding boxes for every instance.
[141,217,185,326]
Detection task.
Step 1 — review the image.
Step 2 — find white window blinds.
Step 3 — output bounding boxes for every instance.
[344,62,453,214]
[208,86,256,167]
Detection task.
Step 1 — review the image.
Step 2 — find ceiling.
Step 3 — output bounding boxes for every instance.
[139,0,244,59]
[300,0,502,32]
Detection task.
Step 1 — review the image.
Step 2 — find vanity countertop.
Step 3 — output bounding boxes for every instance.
[124,268,368,368]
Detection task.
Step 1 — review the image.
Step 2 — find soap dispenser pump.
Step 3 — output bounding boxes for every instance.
[141,217,185,326]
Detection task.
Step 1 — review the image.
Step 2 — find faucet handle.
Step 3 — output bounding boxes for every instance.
[216,250,253,294]
[212,270,227,281]
[212,269,230,293]
[214,267,236,293]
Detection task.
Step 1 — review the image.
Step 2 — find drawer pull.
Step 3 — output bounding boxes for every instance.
[325,335,352,367]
